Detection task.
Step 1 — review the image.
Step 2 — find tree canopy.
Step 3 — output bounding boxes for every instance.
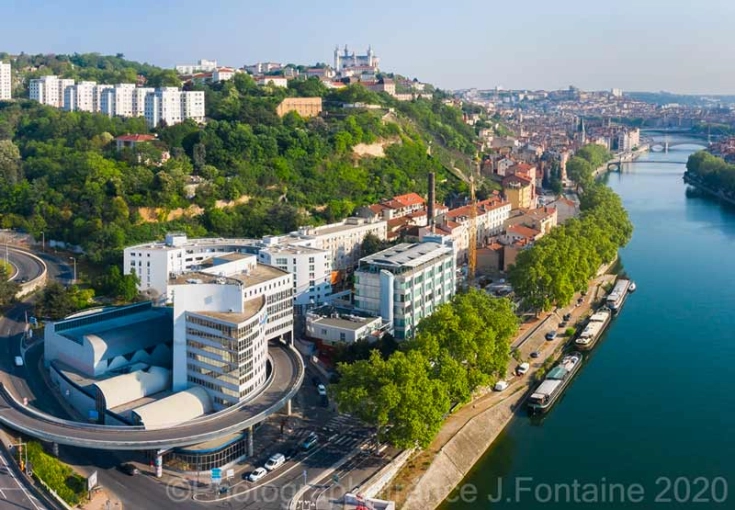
[331,289,518,447]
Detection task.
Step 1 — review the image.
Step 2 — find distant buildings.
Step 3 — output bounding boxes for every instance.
[0,62,11,100]
[29,76,204,128]
[276,97,323,118]
[175,59,218,75]
[333,45,379,73]
[354,242,455,340]
[502,175,534,210]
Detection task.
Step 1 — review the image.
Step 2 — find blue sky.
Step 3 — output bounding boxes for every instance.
[2,0,734,94]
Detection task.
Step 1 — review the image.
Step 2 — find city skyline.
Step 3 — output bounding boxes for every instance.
[2,0,734,94]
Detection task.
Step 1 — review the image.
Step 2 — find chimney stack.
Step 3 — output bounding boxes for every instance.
[427,172,436,232]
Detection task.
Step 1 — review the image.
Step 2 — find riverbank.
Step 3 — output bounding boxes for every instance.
[683,172,735,207]
[381,268,617,509]
[593,146,649,178]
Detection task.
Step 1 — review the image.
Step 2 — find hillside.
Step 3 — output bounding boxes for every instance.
[0,53,502,263]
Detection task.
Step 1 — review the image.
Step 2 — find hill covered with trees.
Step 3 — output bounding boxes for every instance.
[0,53,501,264]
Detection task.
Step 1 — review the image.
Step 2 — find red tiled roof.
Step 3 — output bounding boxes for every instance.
[394,193,425,207]
[116,134,156,142]
[507,224,540,238]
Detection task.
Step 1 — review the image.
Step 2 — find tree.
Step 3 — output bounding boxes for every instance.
[566,156,593,189]
[94,266,139,302]
[0,139,22,184]
[332,349,450,448]
[0,265,19,306]
[361,233,384,257]
[35,282,94,320]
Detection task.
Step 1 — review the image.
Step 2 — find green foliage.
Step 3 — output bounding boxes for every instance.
[330,334,399,366]
[332,289,519,448]
[0,264,19,306]
[509,177,632,312]
[35,281,94,320]
[332,350,450,449]
[564,327,576,337]
[409,289,518,403]
[94,266,139,302]
[685,150,735,198]
[566,144,612,189]
[26,441,87,505]
[361,232,392,257]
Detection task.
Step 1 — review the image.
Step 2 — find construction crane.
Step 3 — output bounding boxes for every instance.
[467,171,478,287]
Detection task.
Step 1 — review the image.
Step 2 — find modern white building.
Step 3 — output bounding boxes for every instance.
[295,217,388,273]
[169,254,293,408]
[213,68,236,83]
[306,310,384,345]
[354,241,456,340]
[175,59,218,75]
[0,62,11,100]
[145,88,205,128]
[29,75,73,108]
[256,241,331,314]
[64,81,96,112]
[28,77,203,127]
[124,220,386,302]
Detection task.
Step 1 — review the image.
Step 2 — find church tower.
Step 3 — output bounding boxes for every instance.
[334,45,341,72]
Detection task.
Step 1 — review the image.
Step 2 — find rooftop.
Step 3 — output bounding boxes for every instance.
[189,296,265,325]
[359,242,452,270]
[169,263,289,288]
[309,314,382,332]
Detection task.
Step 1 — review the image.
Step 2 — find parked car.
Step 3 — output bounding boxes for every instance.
[317,384,327,397]
[516,363,530,376]
[247,467,267,482]
[119,463,139,476]
[563,313,572,321]
[14,356,23,367]
[284,447,299,460]
[530,351,540,359]
[545,330,558,341]
[494,381,509,391]
[302,433,318,450]
[264,453,286,471]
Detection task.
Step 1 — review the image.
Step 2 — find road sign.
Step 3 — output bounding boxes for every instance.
[87,471,98,491]
[225,468,234,479]
[211,468,222,484]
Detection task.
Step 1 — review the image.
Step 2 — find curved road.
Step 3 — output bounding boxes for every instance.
[6,248,45,283]
[0,343,303,450]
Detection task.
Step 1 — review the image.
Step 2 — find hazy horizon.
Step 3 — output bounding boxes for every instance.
[2,0,733,95]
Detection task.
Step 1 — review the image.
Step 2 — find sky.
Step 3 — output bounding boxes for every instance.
[2,0,735,94]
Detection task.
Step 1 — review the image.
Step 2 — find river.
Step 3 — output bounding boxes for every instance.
[441,139,735,509]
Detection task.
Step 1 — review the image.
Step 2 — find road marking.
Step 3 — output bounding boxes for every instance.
[0,452,42,510]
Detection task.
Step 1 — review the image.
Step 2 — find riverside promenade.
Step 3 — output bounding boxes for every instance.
[383,269,616,510]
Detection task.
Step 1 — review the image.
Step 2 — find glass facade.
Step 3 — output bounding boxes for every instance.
[164,433,249,472]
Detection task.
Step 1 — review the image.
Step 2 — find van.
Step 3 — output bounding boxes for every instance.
[264,453,286,471]
[516,363,530,376]
[14,356,23,367]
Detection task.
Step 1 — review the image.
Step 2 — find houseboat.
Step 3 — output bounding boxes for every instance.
[528,352,583,414]
[574,308,612,351]
[606,279,631,313]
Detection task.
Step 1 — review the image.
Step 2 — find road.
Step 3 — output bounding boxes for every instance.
[0,448,45,510]
[5,249,46,284]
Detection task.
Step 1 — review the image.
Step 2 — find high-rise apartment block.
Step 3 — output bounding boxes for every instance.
[0,62,11,100]
[28,76,203,127]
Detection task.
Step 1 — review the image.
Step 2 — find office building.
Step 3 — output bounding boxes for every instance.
[354,242,455,339]
[169,253,293,407]
[0,62,11,100]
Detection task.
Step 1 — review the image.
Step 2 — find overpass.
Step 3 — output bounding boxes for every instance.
[0,342,303,451]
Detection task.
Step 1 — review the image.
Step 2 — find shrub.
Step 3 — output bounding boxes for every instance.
[26,442,87,505]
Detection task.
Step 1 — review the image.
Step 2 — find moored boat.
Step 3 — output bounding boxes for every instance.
[606,279,630,313]
[628,281,637,293]
[574,308,612,351]
[528,352,583,414]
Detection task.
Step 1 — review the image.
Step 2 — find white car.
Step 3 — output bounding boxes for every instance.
[317,384,327,397]
[264,453,286,471]
[14,356,23,367]
[516,363,530,376]
[494,380,509,391]
[247,467,267,482]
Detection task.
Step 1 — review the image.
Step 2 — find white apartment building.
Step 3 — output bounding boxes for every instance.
[145,88,205,128]
[64,81,96,112]
[100,83,136,117]
[256,242,331,313]
[0,62,11,100]
[93,84,113,112]
[213,68,236,83]
[175,59,218,75]
[133,87,154,117]
[295,217,388,272]
[169,254,293,408]
[354,242,456,340]
[29,75,73,108]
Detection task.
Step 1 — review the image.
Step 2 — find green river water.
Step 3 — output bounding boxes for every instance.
[441,139,734,509]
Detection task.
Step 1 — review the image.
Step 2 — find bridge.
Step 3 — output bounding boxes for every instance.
[0,341,304,451]
[607,159,688,171]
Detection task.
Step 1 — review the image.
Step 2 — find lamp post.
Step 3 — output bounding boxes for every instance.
[10,442,28,475]
[69,256,77,285]
[41,232,44,253]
